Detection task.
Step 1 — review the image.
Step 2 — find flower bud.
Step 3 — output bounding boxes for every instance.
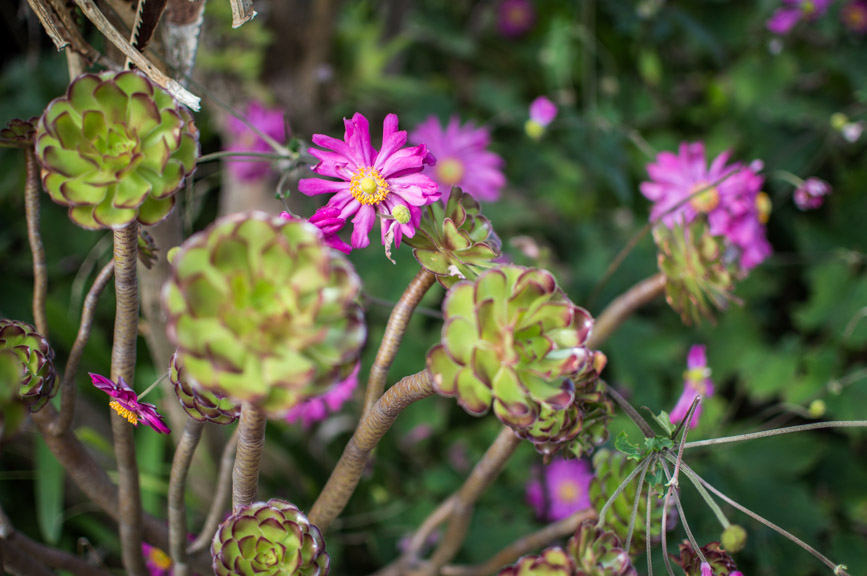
[721,524,747,553]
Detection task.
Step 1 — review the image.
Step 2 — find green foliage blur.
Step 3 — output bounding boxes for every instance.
[1,1,865,574]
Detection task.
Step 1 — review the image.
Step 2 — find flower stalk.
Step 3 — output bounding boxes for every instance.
[232,403,267,509]
[168,419,205,576]
[189,426,238,554]
[24,149,48,335]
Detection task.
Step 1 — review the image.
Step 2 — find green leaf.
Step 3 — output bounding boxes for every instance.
[645,436,674,453]
[652,410,676,436]
[615,431,644,461]
[35,434,64,544]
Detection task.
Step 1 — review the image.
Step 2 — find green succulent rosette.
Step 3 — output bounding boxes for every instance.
[497,547,573,576]
[405,187,502,288]
[170,352,240,424]
[566,521,637,576]
[0,319,57,412]
[0,351,28,439]
[162,211,365,416]
[588,450,666,555]
[0,117,37,148]
[34,70,199,229]
[212,499,330,576]
[653,219,739,325]
[673,541,738,576]
[427,265,606,453]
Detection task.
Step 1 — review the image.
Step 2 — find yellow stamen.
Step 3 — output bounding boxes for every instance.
[435,157,466,187]
[756,192,772,224]
[110,400,138,426]
[556,481,581,503]
[350,166,389,205]
[148,547,172,570]
[689,182,719,213]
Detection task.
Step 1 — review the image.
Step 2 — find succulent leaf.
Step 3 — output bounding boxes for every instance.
[497,547,573,576]
[0,320,57,412]
[673,541,739,576]
[567,521,638,576]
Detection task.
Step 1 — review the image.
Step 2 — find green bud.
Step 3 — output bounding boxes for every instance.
[808,399,826,419]
[721,524,747,553]
[524,119,545,140]
[392,204,411,224]
[830,113,849,131]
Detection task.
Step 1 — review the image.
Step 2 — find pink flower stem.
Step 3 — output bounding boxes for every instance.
[168,419,205,576]
[362,269,437,416]
[232,403,267,509]
[661,459,709,568]
[52,260,114,436]
[625,458,650,551]
[24,149,48,336]
[110,222,147,576]
[683,420,867,449]
[189,426,238,554]
[309,370,435,531]
[646,485,655,576]
[587,272,666,350]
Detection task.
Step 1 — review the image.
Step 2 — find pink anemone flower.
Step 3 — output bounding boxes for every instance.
[670,345,715,430]
[89,373,171,434]
[279,208,351,254]
[525,458,594,522]
[284,363,359,428]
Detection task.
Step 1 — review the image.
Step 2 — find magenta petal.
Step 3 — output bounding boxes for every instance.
[767,7,802,34]
[351,204,376,248]
[298,178,350,196]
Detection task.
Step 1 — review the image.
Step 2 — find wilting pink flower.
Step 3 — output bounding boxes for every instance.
[497,0,535,37]
[793,177,831,211]
[526,458,594,522]
[142,542,173,576]
[842,0,867,33]
[225,101,287,182]
[640,142,772,271]
[766,0,832,34]
[670,345,715,430]
[90,373,170,434]
[284,364,359,428]
[410,116,505,203]
[280,208,351,253]
[299,113,439,251]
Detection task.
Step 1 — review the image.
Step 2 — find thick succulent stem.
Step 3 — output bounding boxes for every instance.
[422,427,522,575]
[363,268,436,416]
[110,222,147,576]
[587,273,666,349]
[189,426,239,554]
[232,403,267,509]
[24,149,48,336]
[52,260,114,436]
[309,370,435,531]
[169,419,205,576]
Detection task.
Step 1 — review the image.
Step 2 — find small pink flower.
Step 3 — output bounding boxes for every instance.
[410,116,505,203]
[525,458,594,522]
[284,363,359,428]
[842,0,867,34]
[700,562,713,576]
[640,142,772,271]
[497,0,535,37]
[670,345,715,429]
[793,177,831,211]
[279,208,351,253]
[529,97,558,127]
[766,0,832,34]
[299,113,439,252]
[90,373,170,434]
[225,101,287,182]
[142,542,173,576]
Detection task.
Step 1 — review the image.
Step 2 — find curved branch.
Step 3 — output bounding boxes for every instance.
[24,149,48,335]
[232,403,267,509]
[169,419,205,576]
[189,426,238,554]
[587,273,666,349]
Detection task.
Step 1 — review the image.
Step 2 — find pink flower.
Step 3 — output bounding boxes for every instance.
[142,542,173,576]
[497,0,535,37]
[529,97,558,127]
[842,0,867,34]
[525,458,594,522]
[284,363,359,428]
[766,0,832,35]
[90,373,170,434]
[640,142,772,271]
[409,116,505,203]
[700,562,713,576]
[279,208,351,253]
[793,177,831,211]
[299,113,439,251]
[225,101,287,182]
[670,345,715,430]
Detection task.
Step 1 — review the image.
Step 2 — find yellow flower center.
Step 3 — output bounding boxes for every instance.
[110,400,138,426]
[756,192,772,224]
[435,157,466,187]
[846,7,867,27]
[148,547,172,570]
[802,0,815,15]
[556,480,581,504]
[350,166,389,205]
[524,119,545,140]
[689,182,720,213]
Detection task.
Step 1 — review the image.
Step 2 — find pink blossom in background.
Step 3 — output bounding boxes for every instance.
[410,116,505,203]
[670,345,715,430]
[529,97,558,126]
[793,177,832,211]
[280,208,351,253]
[284,364,359,428]
[842,0,867,33]
[766,0,832,35]
[225,101,287,182]
[525,458,594,522]
[299,113,439,251]
[142,542,173,576]
[497,0,535,37]
[640,141,772,271]
[90,373,170,434]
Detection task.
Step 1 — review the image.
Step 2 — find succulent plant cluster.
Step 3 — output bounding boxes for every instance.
[162,212,365,416]
[212,499,329,576]
[170,352,240,424]
[405,187,502,288]
[427,265,608,456]
[653,219,739,325]
[498,547,572,576]
[0,117,37,148]
[673,541,739,576]
[0,351,27,439]
[34,70,198,230]
[0,319,56,412]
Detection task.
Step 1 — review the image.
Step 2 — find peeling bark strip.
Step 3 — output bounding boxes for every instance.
[230,0,256,28]
[162,0,206,84]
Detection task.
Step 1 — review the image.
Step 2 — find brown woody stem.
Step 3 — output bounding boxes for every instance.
[309,370,435,531]
[587,273,666,349]
[189,426,239,554]
[24,149,48,336]
[169,419,205,576]
[363,268,436,416]
[232,403,267,509]
[52,260,114,436]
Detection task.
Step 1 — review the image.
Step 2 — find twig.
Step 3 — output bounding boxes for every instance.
[0,539,56,576]
[24,149,48,335]
[587,273,666,349]
[683,420,867,449]
[189,426,238,554]
[596,458,650,530]
[168,419,204,576]
[309,370,435,531]
[52,260,114,436]
[363,269,436,416]
[232,403,267,509]
[605,385,655,438]
[646,483,654,576]
[624,457,650,552]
